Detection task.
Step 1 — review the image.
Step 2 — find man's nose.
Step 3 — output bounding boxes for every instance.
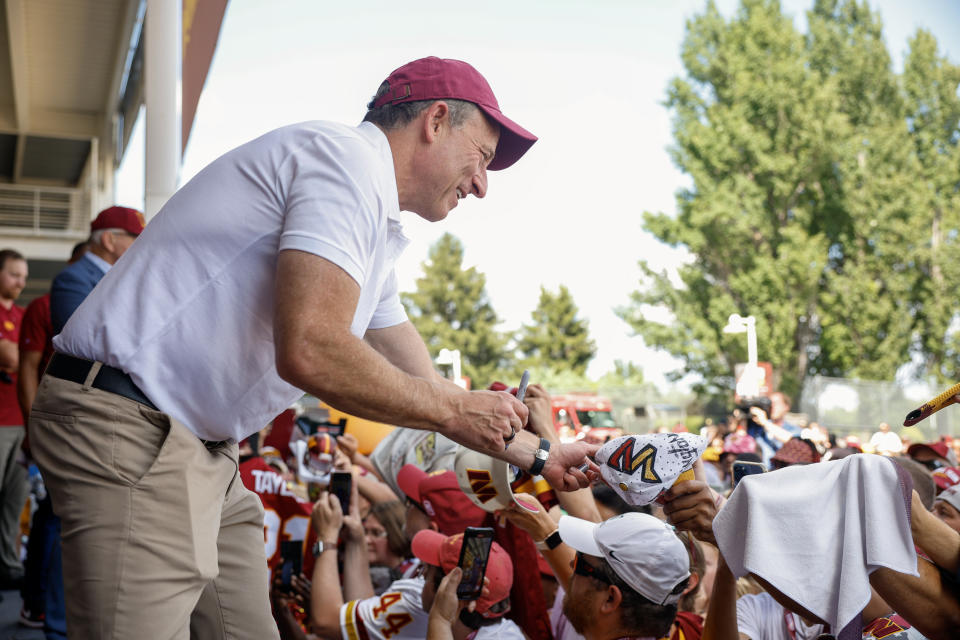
[472,168,488,199]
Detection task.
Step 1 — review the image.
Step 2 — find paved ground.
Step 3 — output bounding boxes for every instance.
[0,589,43,640]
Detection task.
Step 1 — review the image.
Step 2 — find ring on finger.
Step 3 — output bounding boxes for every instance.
[503,428,517,443]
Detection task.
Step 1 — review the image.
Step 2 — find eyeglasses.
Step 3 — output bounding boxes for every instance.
[364,528,388,539]
[919,458,946,471]
[573,552,611,585]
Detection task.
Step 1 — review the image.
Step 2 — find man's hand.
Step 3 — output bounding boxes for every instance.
[749,406,769,425]
[523,384,558,443]
[336,433,359,463]
[497,492,557,541]
[541,441,600,491]
[311,492,343,542]
[443,390,529,454]
[429,566,465,627]
[661,478,720,546]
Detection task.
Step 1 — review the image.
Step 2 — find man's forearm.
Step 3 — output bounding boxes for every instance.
[341,539,374,601]
[912,497,960,573]
[17,352,41,423]
[279,333,549,470]
[309,549,344,636]
[701,556,741,640]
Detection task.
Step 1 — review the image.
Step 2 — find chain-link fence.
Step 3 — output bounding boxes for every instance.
[799,375,956,441]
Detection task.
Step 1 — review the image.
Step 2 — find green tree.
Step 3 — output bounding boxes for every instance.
[901,30,960,382]
[619,0,957,400]
[517,285,596,375]
[401,233,510,386]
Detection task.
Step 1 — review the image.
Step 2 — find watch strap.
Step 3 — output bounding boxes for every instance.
[312,540,338,557]
[529,437,551,476]
[535,529,562,551]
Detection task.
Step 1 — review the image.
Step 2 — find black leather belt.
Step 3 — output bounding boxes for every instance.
[45,353,158,411]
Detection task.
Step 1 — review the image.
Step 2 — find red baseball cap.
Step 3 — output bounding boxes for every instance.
[907,441,956,464]
[397,465,487,536]
[373,57,537,171]
[91,206,145,236]
[933,466,960,491]
[411,529,512,617]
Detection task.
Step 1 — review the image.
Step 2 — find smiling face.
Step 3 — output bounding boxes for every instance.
[409,103,499,222]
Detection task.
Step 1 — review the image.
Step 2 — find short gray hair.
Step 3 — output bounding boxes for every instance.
[363,81,480,130]
[90,228,126,245]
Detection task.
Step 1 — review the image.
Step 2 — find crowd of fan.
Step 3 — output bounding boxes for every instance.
[233,383,960,640]
[1,241,959,639]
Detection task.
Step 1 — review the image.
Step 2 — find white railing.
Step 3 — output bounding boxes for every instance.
[0,184,87,235]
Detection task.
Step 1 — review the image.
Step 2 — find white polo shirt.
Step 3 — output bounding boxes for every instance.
[54,121,409,442]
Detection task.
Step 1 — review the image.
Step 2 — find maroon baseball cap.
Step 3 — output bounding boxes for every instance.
[373,57,537,171]
[91,206,145,236]
[397,464,487,536]
[907,441,957,464]
[771,438,821,466]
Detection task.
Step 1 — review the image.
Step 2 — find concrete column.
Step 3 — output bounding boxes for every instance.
[144,0,182,220]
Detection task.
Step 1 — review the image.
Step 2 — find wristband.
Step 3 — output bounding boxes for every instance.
[529,437,550,476]
[535,529,562,551]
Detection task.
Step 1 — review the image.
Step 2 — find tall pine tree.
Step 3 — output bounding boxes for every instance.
[517,285,596,375]
[401,233,509,386]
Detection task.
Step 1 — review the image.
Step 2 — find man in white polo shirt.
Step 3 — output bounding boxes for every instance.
[28,57,598,639]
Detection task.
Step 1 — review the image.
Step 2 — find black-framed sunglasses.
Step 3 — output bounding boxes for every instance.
[573,552,611,585]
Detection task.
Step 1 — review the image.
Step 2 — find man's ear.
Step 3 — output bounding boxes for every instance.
[100,231,116,254]
[422,101,450,143]
[682,572,700,596]
[600,584,623,614]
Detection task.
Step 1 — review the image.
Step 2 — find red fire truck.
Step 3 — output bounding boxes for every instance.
[551,393,622,443]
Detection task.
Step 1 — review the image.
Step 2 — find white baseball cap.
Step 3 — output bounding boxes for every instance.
[559,513,690,605]
[596,433,706,506]
[454,446,538,513]
[935,485,960,513]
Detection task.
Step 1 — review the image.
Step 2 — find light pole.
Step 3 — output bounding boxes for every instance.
[723,314,761,397]
[436,348,465,388]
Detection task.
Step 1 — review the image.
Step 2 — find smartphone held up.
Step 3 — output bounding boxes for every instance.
[457,526,495,601]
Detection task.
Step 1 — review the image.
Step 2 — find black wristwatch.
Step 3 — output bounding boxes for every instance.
[312,540,338,557]
[529,437,551,476]
[535,529,563,551]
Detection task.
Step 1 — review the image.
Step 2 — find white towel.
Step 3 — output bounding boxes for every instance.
[713,454,917,639]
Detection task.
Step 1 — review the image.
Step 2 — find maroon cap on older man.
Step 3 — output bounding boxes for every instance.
[373,57,537,171]
[91,206,145,236]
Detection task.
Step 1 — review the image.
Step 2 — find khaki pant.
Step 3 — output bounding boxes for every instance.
[29,369,279,640]
[0,426,27,580]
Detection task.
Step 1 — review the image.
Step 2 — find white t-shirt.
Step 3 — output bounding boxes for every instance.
[736,593,824,640]
[341,577,428,640]
[869,431,903,455]
[54,121,409,441]
[339,576,524,640]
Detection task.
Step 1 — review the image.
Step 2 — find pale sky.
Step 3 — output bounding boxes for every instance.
[116,0,960,388]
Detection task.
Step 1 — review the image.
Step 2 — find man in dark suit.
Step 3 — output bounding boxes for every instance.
[50,207,145,333]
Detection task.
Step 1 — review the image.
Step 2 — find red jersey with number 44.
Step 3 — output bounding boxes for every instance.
[240,457,313,570]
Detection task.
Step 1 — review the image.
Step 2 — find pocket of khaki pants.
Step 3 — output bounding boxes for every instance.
[111,406,171,486]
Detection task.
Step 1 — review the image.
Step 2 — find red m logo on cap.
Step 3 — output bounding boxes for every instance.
[606,439,661,483]
[466,469,498,504]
